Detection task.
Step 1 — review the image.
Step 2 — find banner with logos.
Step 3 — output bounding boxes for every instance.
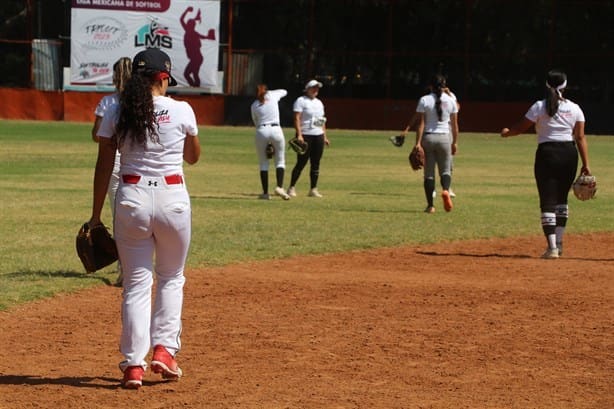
[70,0,219,88]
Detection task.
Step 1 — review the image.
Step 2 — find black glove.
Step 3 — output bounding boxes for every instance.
[389,135,405,147]
[288,137,308,155]
[265,143,275,159]
[76,222,118,273]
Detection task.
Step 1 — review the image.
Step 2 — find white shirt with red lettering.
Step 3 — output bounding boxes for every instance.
[98,95,198,176]
[525,99,585,144]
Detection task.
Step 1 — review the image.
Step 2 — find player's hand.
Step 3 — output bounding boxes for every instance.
[324,136,330,146]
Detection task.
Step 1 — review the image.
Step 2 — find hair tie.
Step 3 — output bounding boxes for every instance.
[546,79,566,98]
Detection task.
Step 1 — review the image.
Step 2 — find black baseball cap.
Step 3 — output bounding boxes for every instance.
[132,48,178,86]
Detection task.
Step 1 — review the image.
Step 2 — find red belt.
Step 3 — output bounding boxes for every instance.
[122,174,183,185]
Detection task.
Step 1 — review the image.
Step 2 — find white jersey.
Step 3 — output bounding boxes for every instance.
[95,93,119,117]
[251,89,287,126]
[98,95,198,176]
[416,92,458,134]
[95,93,122,160]
[293,95,326,135]
[525,99,585,144]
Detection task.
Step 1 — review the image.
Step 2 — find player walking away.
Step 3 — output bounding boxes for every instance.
[89,48,201,389]
[288,79,330,198]
[250,84,290,200]
[414,74,459,213]
[401,86,459,199]
[91,57,131,287]
[501,69,591,259]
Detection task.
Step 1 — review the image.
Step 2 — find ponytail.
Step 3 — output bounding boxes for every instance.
[113,57,132,93]
[117,72,159,147]
[545,69,567,117]
[430,74,446,121]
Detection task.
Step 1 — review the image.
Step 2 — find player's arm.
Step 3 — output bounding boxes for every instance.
[183,133,201,164]
[293,111,303,141]
[91,116,103,142]
[573,121,590,175]
[415,112,425,148]
[450,112,459,155]
[501,117,533,137]
[323,122,329,146]
[89,137,116,226]
[402,112,419,136]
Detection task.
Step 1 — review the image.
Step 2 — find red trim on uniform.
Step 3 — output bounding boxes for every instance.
[122,175,141,184]
[164,175,183,184]
[122,174,183,185]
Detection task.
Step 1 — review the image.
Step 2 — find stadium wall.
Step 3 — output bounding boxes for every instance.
[0,88,609,134]
[0,89,225,125]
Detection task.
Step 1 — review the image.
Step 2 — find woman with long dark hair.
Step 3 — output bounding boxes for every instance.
[89,48,201,388]
[501,69,590,259]
[414,74,459,213]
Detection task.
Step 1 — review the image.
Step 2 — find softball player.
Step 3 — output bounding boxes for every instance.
[288,79,329,198]
[91,57,131,286]
[250,84,290,200]
[89,48,201,389]
[401,86,459,199]
[501,69,591,259]
[414,74,459,213]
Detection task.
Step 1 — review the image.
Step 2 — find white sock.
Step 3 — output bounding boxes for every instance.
[547,234,557,249]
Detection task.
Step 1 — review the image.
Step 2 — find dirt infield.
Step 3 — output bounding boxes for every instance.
[0,233,612,409]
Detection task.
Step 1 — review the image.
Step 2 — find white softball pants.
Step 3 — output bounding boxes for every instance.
[114,175,191,370]
[106,153,121,214]
[255,124,286,170]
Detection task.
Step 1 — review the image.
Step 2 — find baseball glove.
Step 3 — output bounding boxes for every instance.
[572,174,597,201]
[265,142,275,159]
[76,222,118,273]
[389,135,405,147]
[288,137,308,155]
[408,146,425,171]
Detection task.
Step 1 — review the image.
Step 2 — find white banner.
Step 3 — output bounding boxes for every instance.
[70,0,219,88]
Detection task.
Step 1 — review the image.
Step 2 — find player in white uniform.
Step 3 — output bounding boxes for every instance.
[415,74,459,213]
[401,86,459,199]
[501,69,591,259]
[288,79,329,198]
[91,57,131,286]
[250,84,290,200]
[89,48,201,389]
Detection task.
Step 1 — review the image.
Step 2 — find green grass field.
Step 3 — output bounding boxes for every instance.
[0,120,612,310]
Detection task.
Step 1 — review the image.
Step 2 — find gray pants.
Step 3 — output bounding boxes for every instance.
[422,132,452,180]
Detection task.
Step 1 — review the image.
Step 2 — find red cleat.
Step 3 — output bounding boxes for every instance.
[151,345,183,380]
[122,366,144,389]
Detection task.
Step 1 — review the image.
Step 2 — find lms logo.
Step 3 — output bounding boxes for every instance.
[135,18,172,48]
